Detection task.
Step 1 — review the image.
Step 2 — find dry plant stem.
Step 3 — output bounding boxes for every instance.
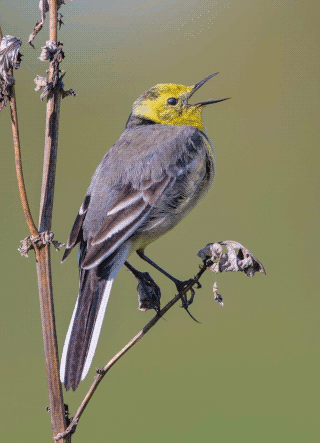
[38,4,60,232]
[54,264,208,441]
[9,84,38,237]
[38,83,61,231]
[35,246,67,442]
[4,15,37,236]
[34,1,68,442]
[1,20,64,439]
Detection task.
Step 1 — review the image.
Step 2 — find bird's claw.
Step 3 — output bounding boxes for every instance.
[184,307,201,323]
[175,280,200,323]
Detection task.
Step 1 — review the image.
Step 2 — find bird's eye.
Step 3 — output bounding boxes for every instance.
[167,97,178,105]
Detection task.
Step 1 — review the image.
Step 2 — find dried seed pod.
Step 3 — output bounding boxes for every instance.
[198,240,265,276]
[0,35,22,110]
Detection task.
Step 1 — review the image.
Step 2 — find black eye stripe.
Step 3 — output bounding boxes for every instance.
[167,97,178,105]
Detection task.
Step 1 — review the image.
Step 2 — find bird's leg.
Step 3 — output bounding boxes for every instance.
[136,250,199,322]
[136,250,189,289]
[124,261,161,314]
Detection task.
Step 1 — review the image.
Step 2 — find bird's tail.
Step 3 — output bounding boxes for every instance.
[60,245,129,391]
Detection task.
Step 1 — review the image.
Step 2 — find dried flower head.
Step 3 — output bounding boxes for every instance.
[0,35,22,110]
[198,240,266,276]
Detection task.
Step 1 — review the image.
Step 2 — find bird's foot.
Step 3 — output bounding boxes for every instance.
[173,278,200,323]
[136,250,201,322]
[125,261,161,314]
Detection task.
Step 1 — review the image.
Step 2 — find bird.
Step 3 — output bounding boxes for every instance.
[59,73,228,391]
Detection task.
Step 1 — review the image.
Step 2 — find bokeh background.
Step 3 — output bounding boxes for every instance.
[1,1,319,441]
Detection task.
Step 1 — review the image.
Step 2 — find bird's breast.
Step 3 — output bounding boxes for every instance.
[131,130,215,248]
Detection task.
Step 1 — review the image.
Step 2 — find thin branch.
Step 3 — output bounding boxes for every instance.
[55,238,266,440]
[1,25,38,235]
[9,83,38,236]
[38,2,60,231]
[35,246,68,442]
[33,1,68,441]
[54,263,208,441]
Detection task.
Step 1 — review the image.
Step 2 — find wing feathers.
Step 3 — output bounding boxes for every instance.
[107,192,142,216]
[92,196,147,245]
[61,194,91,262]
[81,204,152,269]
[60,126,210,390]
[143,175,174,204]
[81,174,175,270]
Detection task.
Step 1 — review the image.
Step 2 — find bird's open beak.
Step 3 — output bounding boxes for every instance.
[188,72,229,107]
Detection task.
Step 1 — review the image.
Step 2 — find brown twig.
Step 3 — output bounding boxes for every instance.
[32,1,68,442]
[55,237,266,441]
[54,263,208,441]
[1,23,38,236]
[9,84,39,236]
[35,246,67,442]
[3,9,67,440]
[38,3,61,231]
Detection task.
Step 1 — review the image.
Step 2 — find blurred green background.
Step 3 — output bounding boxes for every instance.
[1,1,319,441]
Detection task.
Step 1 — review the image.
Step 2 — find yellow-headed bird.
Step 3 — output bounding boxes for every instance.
[60,73,228,391]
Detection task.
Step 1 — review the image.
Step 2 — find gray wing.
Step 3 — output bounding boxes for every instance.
[62,124,213,269]
[81,173,175,269]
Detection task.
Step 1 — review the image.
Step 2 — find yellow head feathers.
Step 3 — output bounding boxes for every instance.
[132,73,229,131]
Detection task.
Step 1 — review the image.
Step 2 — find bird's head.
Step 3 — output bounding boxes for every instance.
[132,73,228,131]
